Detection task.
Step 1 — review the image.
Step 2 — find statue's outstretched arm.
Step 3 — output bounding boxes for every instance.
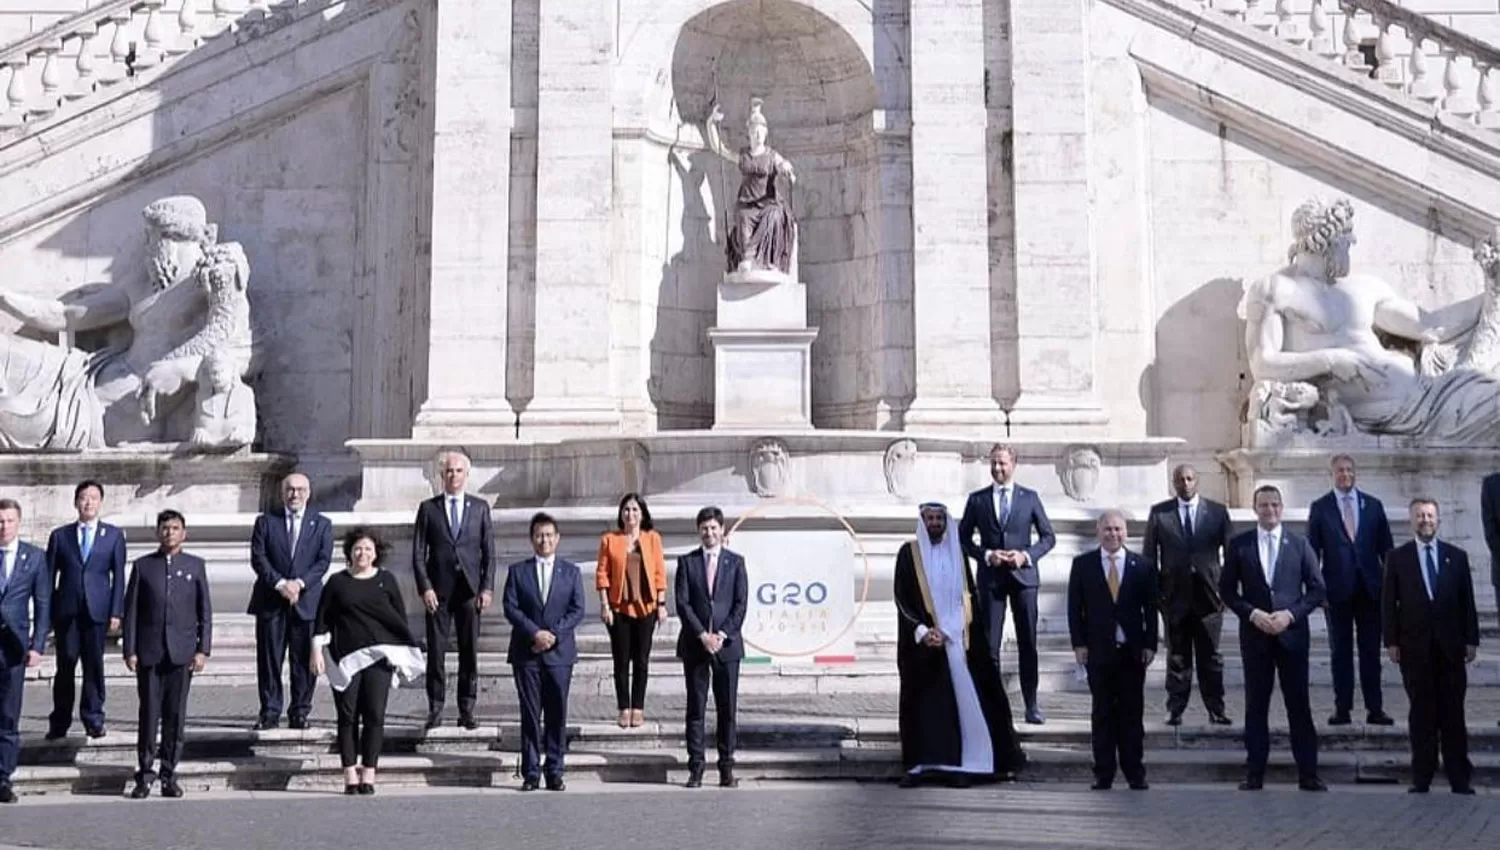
[1377,293,1484,344]
[0,284,130,334]
[703,105,739,167]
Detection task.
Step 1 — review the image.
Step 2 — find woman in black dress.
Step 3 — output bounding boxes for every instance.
[311,526,423,795]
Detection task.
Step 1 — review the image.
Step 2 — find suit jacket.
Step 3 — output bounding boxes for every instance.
[122,551,213,668]
[0,541,51,666]
[1067,548,1160,665]
[46,521,125,624]
[1482,472,1500,587]
[1306,489,1394,604]
[675,548,749,663]
[503,556,586,667]
[595,530,668,615]
[957,483,1057,588]
[411,493,494,600]
[1382,540,1479,663]
[1141,497,1232,620]
[1220,528,1326,653]
[247,509,334,620]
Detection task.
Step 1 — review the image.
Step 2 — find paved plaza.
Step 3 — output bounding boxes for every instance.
[0,782,1497,850]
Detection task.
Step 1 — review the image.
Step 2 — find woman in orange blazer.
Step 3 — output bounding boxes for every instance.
[596,493,669,727]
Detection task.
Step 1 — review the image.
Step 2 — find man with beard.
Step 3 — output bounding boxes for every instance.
[895,502,1025,788]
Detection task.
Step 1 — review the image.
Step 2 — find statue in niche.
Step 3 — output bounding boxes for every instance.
[0,195,259,451]
[1238,198,1500,446]
[1058,445,1102,503]
[705,97,798,282]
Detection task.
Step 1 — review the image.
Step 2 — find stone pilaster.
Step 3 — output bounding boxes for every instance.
[902,0,1006,432]
[517,1,621,437]
[1004,0,1108,437]
[412,0,515,440]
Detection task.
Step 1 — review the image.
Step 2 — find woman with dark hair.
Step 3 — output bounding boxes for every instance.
[311,526,424,795]
[596,493,668,727]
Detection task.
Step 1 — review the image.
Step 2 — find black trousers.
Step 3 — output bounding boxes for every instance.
[1087,649,1147,784]
[49,615,109,733]
[980,576,1039,708]
[254,608,315,722]
[1242,639,1318,779]
[333,663,394,768]
[1163,611,1226,715]
[1400,647,1471,789]
[135,663,192,784]
[0,660,24,787]
[425,590,479,717]
[608,612,657,711]
[1325,584,1384,714]
[683,656,739,770]
[514,663,573,781]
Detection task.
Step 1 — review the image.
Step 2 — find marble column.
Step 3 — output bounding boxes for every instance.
[1004,0,1108,437]
[517,1,621,437]
[412,0,515,440]
[902,0,1006,431]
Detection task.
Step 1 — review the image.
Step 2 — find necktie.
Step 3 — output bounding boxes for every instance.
[1106,553,1120,602]
[80,524,94,562]
[706,551,718,594]
[448,497,460,538]
[288,513,300,554]
[0,549,9,592]
[1263,533,1278,583]
[537,560,550,601]
[1423,544,1439,599]
[1341,495,1357,540]
[997,487,1011,526]
[1182,504,1194,539]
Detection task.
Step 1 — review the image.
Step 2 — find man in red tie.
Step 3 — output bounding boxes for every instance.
[674,506,748,789]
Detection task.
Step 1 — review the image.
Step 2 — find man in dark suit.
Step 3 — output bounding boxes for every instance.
[411,449,494,729]
[958,443,1056,724]
[1220,485,1327,791]
[1306,454,1395,726]
[1068,510,1158,791]
[1383,498,1479,794]
[123,510,212,800]
[0,498,50,804]
[676,505,748,789]
[45,480,126,740]
[1141,464,1233,726]
[247,472,333,730]
[1481,471,1500,728]
[502,512,585,792]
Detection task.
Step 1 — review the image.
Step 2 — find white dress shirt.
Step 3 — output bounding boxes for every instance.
[1335,487,1360,534]
[536,557,554,601]
[1418,538,1441,600]
[1177,496,1199,532]
[1258,525,1282,585]
[0,543,17,590]
[987,484,1030,566]
[1101,548,1127,643]
[445,493,465,530]
[77,520,99,553]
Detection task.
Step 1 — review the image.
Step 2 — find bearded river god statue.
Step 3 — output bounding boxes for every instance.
[1239,197,1500,447]
[0,196,258,451]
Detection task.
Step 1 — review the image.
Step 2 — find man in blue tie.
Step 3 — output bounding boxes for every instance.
[1382,498,1479,794]
[0,498,50,803]
[45,480,127,740]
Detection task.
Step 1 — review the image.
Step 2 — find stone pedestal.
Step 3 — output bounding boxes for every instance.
[708,274,818,430]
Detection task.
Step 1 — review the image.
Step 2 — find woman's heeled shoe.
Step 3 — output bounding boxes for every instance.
[344,784,359,796]
[357,783,375,796]
[629,710,644,728]
[617,710,631,728]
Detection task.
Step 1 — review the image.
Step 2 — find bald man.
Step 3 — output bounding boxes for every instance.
[248,473,334,730]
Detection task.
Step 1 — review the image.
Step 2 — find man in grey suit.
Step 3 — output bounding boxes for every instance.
[412,449,494,729]
[0,498,50,804]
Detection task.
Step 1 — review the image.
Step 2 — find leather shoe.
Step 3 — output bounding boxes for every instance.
[1452,785,1476,795]
[1238,776,1263,791]
[519,778,540,792]
[344,784,360,796]
[458,715,479,731]
[0,785,16,804]
[85,726,106,739]
[1366,711,1395,726]
[685,768,704,789]
[251,718,279,731]
[44,729,67,741]
[1128,778,1150,791]
[161,779,184,798]
[897,774,921,789]
[1090,779,1113,790]
[1164,712,1183,727]
[288,717,309,731]
[357,783,375,796]
[546,776,566,792]
[719,770,739,789]
[129,782,151,800]
[1327,711,1352,726]
[1024,707,1045,725]
[424,711,442,730]
[1207,711,1233,726]
[1298,776,1328,792]
[1408,785,1430,794]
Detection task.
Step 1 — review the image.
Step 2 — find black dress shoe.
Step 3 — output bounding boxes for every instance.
[357,783,375,796]
[1207,711,1233,726]
[1128,778,1150,790]
[1238,776,1263,791]
[162,779,184,798]
[1408,785,1430,794]
[0,785,16,804]
[1452,785,1476,795]
[424,712,442,730]
[546,776,566,792]
[288,717,309,731]
[1298,776,1328,792]
[85,726,107,739]
[1024,707,1045,725]
[1366,711,1395,726]
[519,778,540,792]
[1090,779,1113,790]
[945,774,970,789]
[1165,712,1183,726]
[344,784,360,796]
[251,718,279,731]
[685,769,704,789]
[897,774,921,789]
[458,715,479,731]
[129,782,151,800]
[44,729,67,741]
[719,770,739,788]
[1327,712,1352,726]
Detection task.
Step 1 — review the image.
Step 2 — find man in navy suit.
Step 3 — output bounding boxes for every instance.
[123,510,212,800]
[1306,454,1394,726]
[247,473,334,730]
[1220,485,1327,792]
[1480,470,1500,728]
[0,498,50,804]
[45,480,126,740]
[502,512,585,792]
[1068,510,1158,790]
[676,506,748,789]
[958,443,1057,724]
[411,450,494,729]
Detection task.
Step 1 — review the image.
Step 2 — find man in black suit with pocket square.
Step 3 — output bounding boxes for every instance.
[1141,464,1233,726]
[959,443,1056,724]
[247,472,333,730]
[1220,485,1326,792]
[676,506,748,789]
[1383,498,1479,794]
[411,450,494,730]
[123,510,212,800]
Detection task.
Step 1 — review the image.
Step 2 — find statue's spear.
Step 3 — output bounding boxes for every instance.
[710,58,730,258]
